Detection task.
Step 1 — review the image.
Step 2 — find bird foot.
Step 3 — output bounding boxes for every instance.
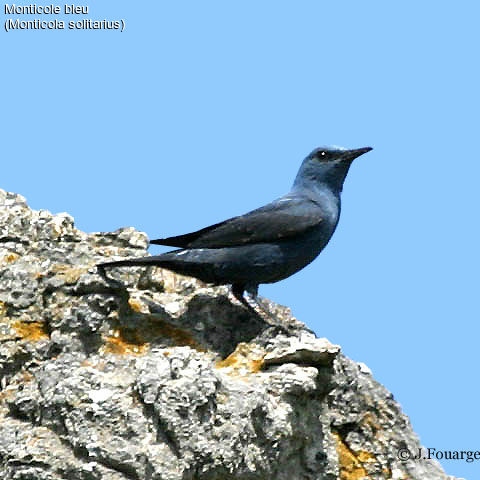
[230,284,278,324]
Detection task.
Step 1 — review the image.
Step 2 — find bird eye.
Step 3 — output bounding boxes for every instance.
[314,150,328,160]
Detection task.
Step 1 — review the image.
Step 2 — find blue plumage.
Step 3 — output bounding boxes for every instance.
[98,146,372,310]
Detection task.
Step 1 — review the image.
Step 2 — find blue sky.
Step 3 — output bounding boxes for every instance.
[3,2,479,477]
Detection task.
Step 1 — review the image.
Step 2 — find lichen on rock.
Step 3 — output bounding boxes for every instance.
[0,189,459,480]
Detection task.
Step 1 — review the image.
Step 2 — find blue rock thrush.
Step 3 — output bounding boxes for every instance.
[98,146,372,312]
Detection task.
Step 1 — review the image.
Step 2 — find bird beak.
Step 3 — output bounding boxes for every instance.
[342,147,373,161]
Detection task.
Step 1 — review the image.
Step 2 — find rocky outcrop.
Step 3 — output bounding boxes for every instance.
[0,189,458,480]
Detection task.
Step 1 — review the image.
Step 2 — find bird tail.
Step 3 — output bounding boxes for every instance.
[98,257,166,269]
[97,252,218,285]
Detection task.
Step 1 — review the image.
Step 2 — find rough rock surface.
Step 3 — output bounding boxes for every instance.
[0,188,459,480]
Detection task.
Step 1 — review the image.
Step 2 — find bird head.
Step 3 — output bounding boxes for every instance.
[292,146,372,194]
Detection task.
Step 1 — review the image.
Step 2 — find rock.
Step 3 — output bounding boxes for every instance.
[0,188,460,480]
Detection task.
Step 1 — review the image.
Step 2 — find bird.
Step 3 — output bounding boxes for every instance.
[98,146,372,313]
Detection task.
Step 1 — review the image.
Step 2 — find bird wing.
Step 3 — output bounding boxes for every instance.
[150,196,323,248]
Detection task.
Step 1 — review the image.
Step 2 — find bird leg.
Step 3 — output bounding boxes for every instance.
[231,283,277,323]
[231,284,259,316]
[244,285,277,320]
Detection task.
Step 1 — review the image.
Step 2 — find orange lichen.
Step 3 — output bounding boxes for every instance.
[216,343,265,375]
[128,298,148,313]
[12,321,49,342]
[333,431,374,480]
[0,301,7,317]
[1,253,20,264]
[103,330,148,355]
[102,317,204,355]
[357,451,375,463]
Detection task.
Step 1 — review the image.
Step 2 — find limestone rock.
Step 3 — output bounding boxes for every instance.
[0,189,460,480]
